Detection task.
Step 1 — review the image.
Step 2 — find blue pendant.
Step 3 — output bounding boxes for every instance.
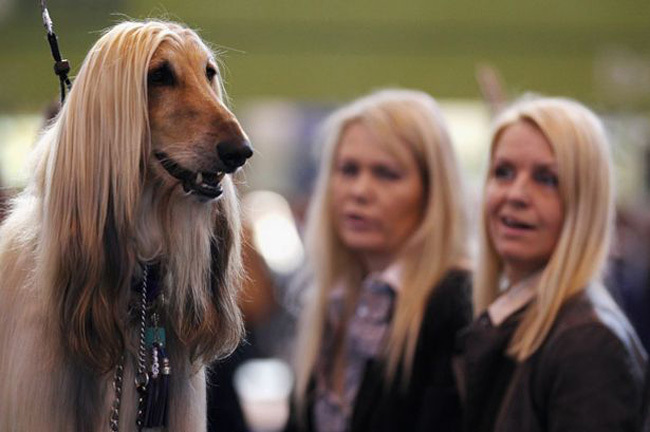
[145,326,166,348]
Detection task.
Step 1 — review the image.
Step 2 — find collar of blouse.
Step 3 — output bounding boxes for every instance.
[488,272,541,326]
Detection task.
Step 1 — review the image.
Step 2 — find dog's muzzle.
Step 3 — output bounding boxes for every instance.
[154,139,253,200]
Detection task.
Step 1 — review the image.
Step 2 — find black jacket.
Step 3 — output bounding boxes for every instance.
[455,285,647,432]
[285,269,472,432]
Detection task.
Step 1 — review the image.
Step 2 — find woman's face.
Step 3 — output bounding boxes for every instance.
[485,121,564,283]
[331,121,425,271]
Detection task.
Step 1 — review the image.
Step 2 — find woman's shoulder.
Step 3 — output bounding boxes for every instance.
[551,286,640,340]
[428,268,472,301]
[540,285,646,373]
[423,268,473,321]
[517,286,647,432]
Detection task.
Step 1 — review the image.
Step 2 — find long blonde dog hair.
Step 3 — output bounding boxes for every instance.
[0,20,248,430]
[294,89,469,411]
[475,96,614,361]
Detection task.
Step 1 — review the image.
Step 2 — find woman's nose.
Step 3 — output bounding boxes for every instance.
[350,172,374,200]
[505,175,530,207]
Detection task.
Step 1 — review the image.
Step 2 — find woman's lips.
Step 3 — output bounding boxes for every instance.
[341,213,375,231]
[497,215,535,236]
[501,216,534,229]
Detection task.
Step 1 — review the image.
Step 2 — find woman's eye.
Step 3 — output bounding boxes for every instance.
[493,163,513,180]
[373,165,401,180]
[337,162,358,177]
[534,169,559,187]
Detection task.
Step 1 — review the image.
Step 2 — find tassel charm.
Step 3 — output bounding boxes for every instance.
[147,347,171,427]
[159,356,171,425]
[142,322,171,428]
[133,265,172,430]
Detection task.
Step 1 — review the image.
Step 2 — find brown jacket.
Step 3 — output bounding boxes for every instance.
[455,285,647,432]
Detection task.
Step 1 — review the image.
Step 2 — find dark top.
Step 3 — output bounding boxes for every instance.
[206,342,251,432]
[285,269,472,432]
[455,284,647,432]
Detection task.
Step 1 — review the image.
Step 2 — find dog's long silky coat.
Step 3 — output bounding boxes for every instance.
[0,21,251,431]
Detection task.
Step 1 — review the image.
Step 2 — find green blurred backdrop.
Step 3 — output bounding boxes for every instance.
[1,0,649,112]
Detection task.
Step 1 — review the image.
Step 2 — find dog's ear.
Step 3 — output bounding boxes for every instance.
[48,200,134,372]
[39,22,160,372]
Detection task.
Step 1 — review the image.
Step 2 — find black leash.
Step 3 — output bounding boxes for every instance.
[40,0,72,103]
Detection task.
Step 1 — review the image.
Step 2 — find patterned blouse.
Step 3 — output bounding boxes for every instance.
[313,266,401,432]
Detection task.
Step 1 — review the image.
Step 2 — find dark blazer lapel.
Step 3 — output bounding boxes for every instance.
[349,359,385,430]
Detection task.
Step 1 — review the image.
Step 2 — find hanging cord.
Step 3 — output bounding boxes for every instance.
[40,0,72,103]
[110,264,171,430]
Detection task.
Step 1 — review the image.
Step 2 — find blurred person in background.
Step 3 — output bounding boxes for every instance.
[285,89,472,432]
[455,96,647,432]
[207,223,278,432]
[607,207,650,353]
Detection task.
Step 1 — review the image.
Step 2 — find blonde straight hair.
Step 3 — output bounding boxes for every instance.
[475,96,614,361]
[294,89,469,410]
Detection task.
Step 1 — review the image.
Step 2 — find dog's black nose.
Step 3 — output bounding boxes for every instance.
[217,139,253,172]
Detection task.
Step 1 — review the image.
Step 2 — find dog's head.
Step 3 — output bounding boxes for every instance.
[38,21,250,371]
[48,21,252,211]
[147,25,252,200]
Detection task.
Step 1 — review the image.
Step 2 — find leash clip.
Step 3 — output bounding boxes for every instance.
[54,59,70,77]
[40,0,72,103]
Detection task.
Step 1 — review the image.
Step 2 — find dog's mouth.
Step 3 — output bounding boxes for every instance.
[154,151,225,200]
[188,171,226,199]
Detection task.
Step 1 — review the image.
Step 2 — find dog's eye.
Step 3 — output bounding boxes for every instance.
[148,63,175,87]
[206,66,217,82]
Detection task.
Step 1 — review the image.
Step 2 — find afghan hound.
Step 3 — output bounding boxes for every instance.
[0,20,253,431]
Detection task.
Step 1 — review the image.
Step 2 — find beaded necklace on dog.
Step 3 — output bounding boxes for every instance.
[110,264,171,431]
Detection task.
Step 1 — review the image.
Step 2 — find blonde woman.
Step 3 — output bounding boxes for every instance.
[455,97,647,432]
[285,89,472,432]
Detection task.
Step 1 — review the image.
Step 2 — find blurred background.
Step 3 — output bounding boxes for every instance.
[2,0,650,196]
[1,1,650,430]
